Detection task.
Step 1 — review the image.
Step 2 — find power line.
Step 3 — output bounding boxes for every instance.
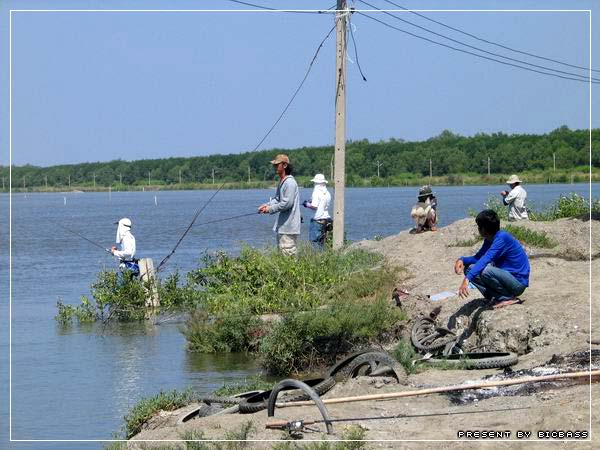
[349,16,368,81]
[356,12,598,84]
[251,23,337,152]
[358,0,598,83]
[381,0,599,73]
[226,0,335,14]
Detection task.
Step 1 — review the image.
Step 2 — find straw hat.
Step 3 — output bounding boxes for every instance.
[311,173,328,184]
[506,174,522,184]
[270,154,290,165]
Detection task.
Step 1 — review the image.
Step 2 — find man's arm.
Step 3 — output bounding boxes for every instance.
[465,236,505,281]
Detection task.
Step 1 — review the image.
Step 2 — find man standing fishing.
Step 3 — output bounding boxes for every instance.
[111,217,139,278]
[258,154,301,256]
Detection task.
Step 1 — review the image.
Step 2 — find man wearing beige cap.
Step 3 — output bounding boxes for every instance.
[501,174,528,221]
[258,154,301,255]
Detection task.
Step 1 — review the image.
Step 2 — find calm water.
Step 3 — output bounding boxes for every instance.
[0,183,595,448]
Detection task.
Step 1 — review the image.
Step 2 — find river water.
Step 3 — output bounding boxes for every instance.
[0,183,595,448]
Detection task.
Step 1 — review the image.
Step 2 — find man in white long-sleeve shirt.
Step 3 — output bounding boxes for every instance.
[111,217,139,277]
[501,175,528,221]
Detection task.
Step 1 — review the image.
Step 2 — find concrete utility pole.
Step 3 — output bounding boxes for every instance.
[2,177,4,190]
[44,175,48,189]
[487,157,491,177]
[553,153,556,171]
[248,166,251,183]
[332,0,347,250]
[119,173,122,185]
[148,172,151,186]
[212,168,216,184]
[93,172,96,189]
[22,176,25,189]
[179,169,182,184]
[68,175,71,188]
[375,160,383,178]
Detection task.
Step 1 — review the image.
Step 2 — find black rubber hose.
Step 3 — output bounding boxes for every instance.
[267,379,333,435]
[424,352,518,369]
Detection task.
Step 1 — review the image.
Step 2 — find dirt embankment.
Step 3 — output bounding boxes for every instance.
[131,218,599,448]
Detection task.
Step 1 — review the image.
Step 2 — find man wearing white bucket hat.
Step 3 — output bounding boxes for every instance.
[111,217,139,280]
[303,173,332,248]
[501,175,528,221]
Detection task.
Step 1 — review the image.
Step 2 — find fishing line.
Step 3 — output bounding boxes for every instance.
[50,219,111,254]
[155,182,227,272]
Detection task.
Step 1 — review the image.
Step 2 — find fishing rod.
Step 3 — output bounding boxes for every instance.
[51,219,112,255]
[266,406,530,432]
[155,182,227,272]
[153,211,260,237]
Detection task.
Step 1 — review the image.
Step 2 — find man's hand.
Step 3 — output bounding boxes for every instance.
[458,277,470,299]
[258,204,269,214]
[500,190,508,196]
[110,246,117,255]
[454,259,464,275]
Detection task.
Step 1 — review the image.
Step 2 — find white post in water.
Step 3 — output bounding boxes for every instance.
[154,195,158,206]
[332,0,347,250]
[139,258,160,308]
[63,196,66,205]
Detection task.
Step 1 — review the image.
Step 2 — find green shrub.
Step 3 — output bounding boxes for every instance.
[123,389,196,438]
[188,246,384,315]
[260,299,406,375]
[183,309,264,353]
[392,339,420,375]
[504,224,557,248]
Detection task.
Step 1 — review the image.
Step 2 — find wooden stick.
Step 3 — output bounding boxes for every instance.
[277,370,600,408]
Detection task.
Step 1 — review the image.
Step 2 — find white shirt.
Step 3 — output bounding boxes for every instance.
[505,185,528,221]
[113,231,136,261]
[311,185,331,220]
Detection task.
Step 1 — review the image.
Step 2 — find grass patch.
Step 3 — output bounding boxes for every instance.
[392,339,421,375]
[260,298,406,375]
[447,235,483,247]
[123,389,196,439]
[179,422,255,450]
[183,246,408,373]
[272,425,367,449]
[212,376,273,398]
[503,224,557,248]
[189,246,385,315]
[483,192,599,222]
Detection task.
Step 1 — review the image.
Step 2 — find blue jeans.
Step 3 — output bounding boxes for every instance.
[309,219,327,248]
[465,264,526,302]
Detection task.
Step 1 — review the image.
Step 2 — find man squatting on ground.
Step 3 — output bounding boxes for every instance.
[454,210,530,309]
[501,174,528,221]
[258,154,301,256]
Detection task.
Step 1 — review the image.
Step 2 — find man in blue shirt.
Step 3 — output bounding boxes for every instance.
[454,210,530,309]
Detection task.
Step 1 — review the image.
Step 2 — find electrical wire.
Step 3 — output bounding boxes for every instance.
[358,0,598,83]
[381,0,599,73]
[251,23,337,152]
[349,16,368,81]
[227,0,335,14]
[356,12,598,84]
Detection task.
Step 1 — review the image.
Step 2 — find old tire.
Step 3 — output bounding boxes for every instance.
[282,377,336,402]
[327,348,377,380]
[424,352,518,369]
[343,351,408,384]
[411,317,457,352]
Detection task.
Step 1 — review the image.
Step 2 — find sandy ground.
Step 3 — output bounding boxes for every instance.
[130,218,600,448]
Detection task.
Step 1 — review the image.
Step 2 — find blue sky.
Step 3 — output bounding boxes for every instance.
[0,0,597,166]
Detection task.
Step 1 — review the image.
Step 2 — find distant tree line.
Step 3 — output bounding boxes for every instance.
[1,126,597,190]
